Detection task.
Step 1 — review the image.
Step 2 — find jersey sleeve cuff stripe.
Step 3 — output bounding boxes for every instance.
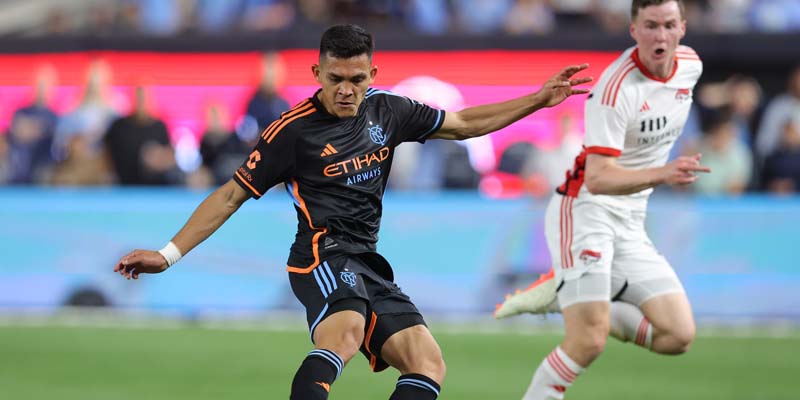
[585,146,621,157]
[234,170,263,198]
[419,109,445,140]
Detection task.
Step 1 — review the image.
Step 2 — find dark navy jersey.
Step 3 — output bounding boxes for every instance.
[233,88,445,273]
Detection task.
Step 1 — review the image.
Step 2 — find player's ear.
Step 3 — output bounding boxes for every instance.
[312,64,321,83]
[679,18,687,39]
[369,65,378,82]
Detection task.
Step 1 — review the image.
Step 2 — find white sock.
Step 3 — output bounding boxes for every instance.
[609,301,652,349]
[522,347,584,400]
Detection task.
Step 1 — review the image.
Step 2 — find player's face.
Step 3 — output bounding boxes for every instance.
[630,1,686,78]
[313,53,377,118]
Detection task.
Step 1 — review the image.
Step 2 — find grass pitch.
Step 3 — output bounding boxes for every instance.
[1,325,797,399]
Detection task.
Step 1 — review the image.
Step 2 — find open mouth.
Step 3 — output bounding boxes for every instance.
[654,48,666,56]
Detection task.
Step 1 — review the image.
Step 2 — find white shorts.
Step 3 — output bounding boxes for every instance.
[544,194,685,308]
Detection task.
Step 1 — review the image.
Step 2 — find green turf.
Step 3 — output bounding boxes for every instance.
[1,325,798,399]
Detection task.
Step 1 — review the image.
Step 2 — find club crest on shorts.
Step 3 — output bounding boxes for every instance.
[579,250,602,265]
[340,271,357,287]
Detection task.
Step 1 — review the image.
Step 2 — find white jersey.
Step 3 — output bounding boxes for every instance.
[557,45,702,211]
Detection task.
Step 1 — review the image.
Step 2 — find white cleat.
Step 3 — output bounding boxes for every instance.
[494,269,559,319]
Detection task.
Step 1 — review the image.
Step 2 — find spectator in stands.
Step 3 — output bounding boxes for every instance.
[104,85,180,185]
[404,0,450,35]
[761,117,800,194]
[756,65,800,161]
[295,0,332,27]
[694,108,753,195]
[245,52,290,134]
[504,0,556,35]
[749,0,800,32]
[521,112,583,195]
[49,134,113,186]
[727,74,763,147]
[194,0,244,34]
[594,0,631,33]
[199,103,249,186]
[52,59,118,163]
[5,64,59,184]
[453,0,514,34]
[240,0,296,32]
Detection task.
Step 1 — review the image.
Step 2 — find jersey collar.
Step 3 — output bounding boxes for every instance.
[632,48,678,83]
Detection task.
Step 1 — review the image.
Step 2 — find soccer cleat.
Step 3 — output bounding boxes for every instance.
[494,269,559,319]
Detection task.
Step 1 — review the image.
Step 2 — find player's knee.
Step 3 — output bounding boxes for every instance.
[668,325,695,354]
[335,325,365,360]
[407,349,446,384]
[581,331,608,358]
[315,322,365,361]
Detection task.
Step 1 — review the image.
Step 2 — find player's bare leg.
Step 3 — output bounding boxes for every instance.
[639,292,695,354]
[381,324,446,399]
[522,301,608,400]
[291,310,365,399]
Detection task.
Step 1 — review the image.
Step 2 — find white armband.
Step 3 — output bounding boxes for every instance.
[158,241,183,267]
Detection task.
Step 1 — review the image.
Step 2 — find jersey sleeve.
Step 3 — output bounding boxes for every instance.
[232,125,296,199]
[379,91,445,144]
[583,85,635,157]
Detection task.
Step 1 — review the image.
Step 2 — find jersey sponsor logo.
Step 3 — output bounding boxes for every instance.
[323,146,390,177]
[237,166,254,182]
[346,166,382,185]
[640,116,668,133]
[320,143,338,157]
[368,121,386,145]
[340,271,357,287]
[246,150,261,169]
[579,249,602,264]
[675,88,691,102]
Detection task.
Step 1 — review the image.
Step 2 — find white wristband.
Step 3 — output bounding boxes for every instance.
[158,241,182,267]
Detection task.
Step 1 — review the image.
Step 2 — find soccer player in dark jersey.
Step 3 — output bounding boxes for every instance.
[114,24,592,400]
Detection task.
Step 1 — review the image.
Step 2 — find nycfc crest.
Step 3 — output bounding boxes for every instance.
[368,123,386,145]
[340,271,357,287]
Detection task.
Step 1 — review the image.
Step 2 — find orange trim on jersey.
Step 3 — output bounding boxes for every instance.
[585,146,622,157]
[602,59,634,106]
[260,100,313,140]
[267,106,317,143]
[286,179,328,274]
[631,48,678,83]
[365,312,378,371]
[234,170,263,197]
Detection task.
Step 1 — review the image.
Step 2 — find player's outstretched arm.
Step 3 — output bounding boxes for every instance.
[585,153,711,196]
[429,64,592,141]
[114,179,251,279]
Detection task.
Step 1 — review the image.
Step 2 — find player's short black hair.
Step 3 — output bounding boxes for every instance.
[631,0,685,20]
[319,24,374,60]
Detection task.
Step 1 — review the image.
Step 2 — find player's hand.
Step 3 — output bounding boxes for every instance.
[662,153,711,186]
[535,63,593,108]
[114,249,169,280]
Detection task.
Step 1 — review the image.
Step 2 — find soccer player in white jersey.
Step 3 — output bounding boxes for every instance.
[494,1,710,399]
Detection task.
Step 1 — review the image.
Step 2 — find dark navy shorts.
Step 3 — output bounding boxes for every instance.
[288,252,426,372]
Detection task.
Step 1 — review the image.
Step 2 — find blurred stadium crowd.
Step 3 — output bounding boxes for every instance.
[3,0,800,37]
[0,0,799,197]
